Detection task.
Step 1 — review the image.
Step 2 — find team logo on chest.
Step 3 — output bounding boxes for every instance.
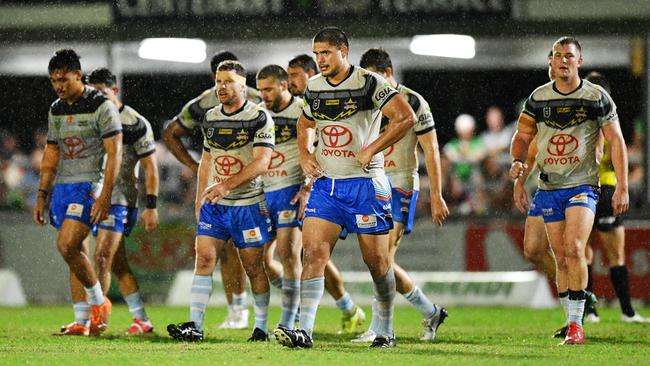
[543,106,551,118]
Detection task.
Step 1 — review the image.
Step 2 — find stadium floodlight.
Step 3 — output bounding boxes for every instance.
[138,38,207,63]
[409,34,476,59]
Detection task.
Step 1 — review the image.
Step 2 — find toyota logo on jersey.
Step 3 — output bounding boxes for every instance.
[321,125,352,148]
[383,145,395,157]
[62,136,87,159]
[269,150,285,169]
[214,155,243,176]
[547,134,579,156]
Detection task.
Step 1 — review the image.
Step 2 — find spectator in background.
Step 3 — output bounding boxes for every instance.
[0,130,28,209]
[479,105,515,161]
[442,114,487,215]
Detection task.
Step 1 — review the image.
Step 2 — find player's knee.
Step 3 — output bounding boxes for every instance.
[56,241,78,261]
[195,251,217,271]
[564,239,585,260]
[523,243,544,263]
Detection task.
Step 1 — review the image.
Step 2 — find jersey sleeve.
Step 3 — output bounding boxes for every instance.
[97,100,122,138]
[177,89,212,130]
[302,94,314,121]
[522,94,537,120]
[409,93,435,135]
[370,73,398,110]
[47,111,59,144]
[253,110,275,149]
[134,117,156,158]
[597,88,618,126]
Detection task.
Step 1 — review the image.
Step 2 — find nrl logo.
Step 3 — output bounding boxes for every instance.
[313,98,320,110]
[543,106,551,118]
[206,128,215,138]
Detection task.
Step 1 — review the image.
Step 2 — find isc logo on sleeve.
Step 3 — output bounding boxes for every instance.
[243,227,262,243]
[66,203,84,217]
[355,214,377,228]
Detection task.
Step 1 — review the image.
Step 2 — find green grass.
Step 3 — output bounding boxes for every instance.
[1,305,649,365]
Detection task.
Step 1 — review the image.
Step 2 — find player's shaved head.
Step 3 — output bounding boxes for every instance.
[288,54,318,74]
[554,36,582,55]
[359,48,392,73]
[257,65,288,83]
[313,27,349,49]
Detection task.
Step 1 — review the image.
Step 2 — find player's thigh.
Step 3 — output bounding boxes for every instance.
[57,219,91,253]
[564,206,595,258]
[302,217,340,266]
[94,229,123,260]
[275,226,302,261]
[238,245,266,274]
[387,222,406,260]
[524,215,548,257]
[357,232,390,264]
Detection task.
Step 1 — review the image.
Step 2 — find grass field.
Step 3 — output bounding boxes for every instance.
[1,305,649,365]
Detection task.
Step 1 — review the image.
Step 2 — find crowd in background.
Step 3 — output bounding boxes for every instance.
[1,104,646,219]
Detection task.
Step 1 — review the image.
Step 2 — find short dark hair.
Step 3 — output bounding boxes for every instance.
[548,50,553,58]
[554,36,582,55]
[48,49,81,73]
[256,65,288,82]
[313,26,349,49]
[359,48,392,72]
[217,60,246,78]
[86,68,117,87]
[210,51,238,74]
[585,71,611,94]
[288,54,318,73]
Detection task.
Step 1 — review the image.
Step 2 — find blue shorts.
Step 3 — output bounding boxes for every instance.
[197,200,273,248]
[528,190,543,217]
[265,184,301,230]
[304,175,393,235]
[49,182,96,230]
[92,205,139,237]
[535,185,599,223]
[391,188,419,235]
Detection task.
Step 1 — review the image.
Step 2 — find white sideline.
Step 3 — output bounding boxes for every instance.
[166,270,556,308]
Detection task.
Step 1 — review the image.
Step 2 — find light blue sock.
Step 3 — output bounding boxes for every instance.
[280,278,300,328]
[73,301,90,325]
[232,291,247,307]
[335,292,355,314]
[252,291,270,332]
[190,275,213,332]
[124,292,148,321]
[84,282,105,306]
[270,270,284,289]
[404,286,436,319]
[372,266,396,337]
[299,277,325,337]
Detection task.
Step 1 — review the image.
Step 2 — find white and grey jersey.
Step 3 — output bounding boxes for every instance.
[523,79,618,190]
[47,86,122,184]
[201,101,275,206]
[177,86,262,130]
[381,84,435,191]
[111,105,156,207]
[303,65,398,179]
[261,97,304,191]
